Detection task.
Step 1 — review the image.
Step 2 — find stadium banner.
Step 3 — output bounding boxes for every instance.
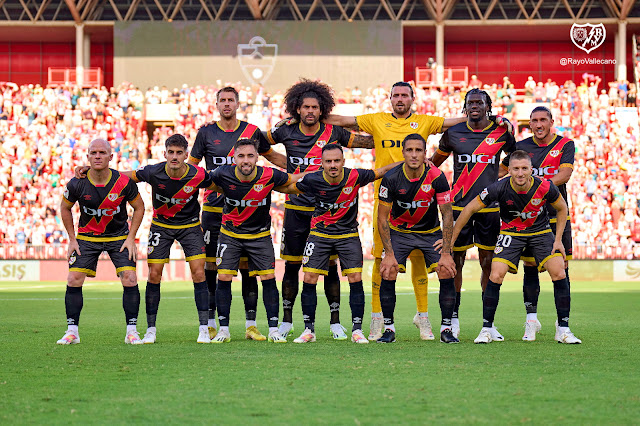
[114,21,402,92]
[0,260,40,281]
[613,260,640,282]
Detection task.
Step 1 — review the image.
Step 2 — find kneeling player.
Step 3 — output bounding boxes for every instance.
[377,134,458,343]
[208,138,306,343]
[283,144,401,344]
[57,139,145,345]
[452,150,580,344]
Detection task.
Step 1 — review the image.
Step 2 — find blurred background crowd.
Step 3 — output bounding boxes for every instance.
[0,75,638,260]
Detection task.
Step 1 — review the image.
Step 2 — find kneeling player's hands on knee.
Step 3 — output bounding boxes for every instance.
[68,240,80,258]
[437,253,456,278]
[75,165,90,179]
[552,241,566,260]
[380,254,399,280]
[120,238,137,261]
[432,238,444,254]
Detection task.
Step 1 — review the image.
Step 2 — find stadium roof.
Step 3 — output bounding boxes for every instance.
[0,0,637,23]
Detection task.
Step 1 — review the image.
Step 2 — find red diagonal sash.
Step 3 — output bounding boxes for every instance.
[79,173,129,234]
[311,169,359,228]
[155,166,205,219]
[227,168,275,226]
[537,136,570,174]
[453,126,507,199]
[391,168,437,229]
[501,179,551,231]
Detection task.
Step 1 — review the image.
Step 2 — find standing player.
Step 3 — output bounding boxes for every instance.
[57,139,145,345]
[499,106,575,341]
[207,139,305,343]
[189,86,286,342]
[326,82,511,341]
[430,89,516,340]
[284,144,401,344]
[133,134,216,344]
[452,150,580,344]
[267,79,374,340]
[377,134,458,343]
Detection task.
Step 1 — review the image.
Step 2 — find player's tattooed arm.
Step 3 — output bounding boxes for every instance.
[377,202,399,280]
[437,202,457,278]
[350,134,374,149]
[550,195,569,260]
[60,199,80,259]
[325,114,359,131]
[373,161,404,180]
[451,197,486,244]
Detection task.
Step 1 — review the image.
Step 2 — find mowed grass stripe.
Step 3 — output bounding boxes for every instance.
[0,279,639,424]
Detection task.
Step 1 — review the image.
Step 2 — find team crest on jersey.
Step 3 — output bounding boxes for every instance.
[316,140,327,148]
[184,186,194,194]
[253,184,264,192]
[302,256,309,264]
[148,247,154,255]
[531,198,543,206]
[410,122,418,129]
[216,257,222,266]
[379,186,388,198]
[107,193,118,202]
[421,184,432,192]
[494,246,503,254]
[550,150,560,157]
[485,138,496,145]
[342,187,353,195]
[68,253,76,265]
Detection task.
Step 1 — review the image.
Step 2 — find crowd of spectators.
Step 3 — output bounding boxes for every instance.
[0,74,638,260]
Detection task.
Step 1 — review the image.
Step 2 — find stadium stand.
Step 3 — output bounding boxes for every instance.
[0,77,638,259]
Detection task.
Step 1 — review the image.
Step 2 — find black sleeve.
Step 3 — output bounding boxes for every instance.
[378,175,393,203]
[198,167,214,188]
[296,173,314,194]
[191,127,207,161]
[503,131,517,154]
[358,169,377,186]
[272,169,290,187]
[432,171,451,194]
[254,128,272,154]
[335,125,355,147]
[209,167,223,187]
[479,181,501,206]
[124,179,140,202]
[134,165,152,183]
[63,179,79,204]
[547,181,561,203]
[438,130,452,153]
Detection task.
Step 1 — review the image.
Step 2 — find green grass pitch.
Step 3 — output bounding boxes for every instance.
[1,266,639,424]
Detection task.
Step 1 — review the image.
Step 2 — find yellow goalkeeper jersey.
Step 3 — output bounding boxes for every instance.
[356,112,444,197]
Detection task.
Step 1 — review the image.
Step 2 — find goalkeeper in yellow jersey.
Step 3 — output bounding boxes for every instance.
[326,81,512,340]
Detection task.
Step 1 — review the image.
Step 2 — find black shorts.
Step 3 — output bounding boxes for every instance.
[522,220,572,263]
[147,224,206,264]
[390,229,442,274]
[281,209,338,262]
[492,231,562,274]
[302,232,363,276]
[452,208,500,251]
[216,232,275,277]
[201,210,222,263]
[69,237,136,277]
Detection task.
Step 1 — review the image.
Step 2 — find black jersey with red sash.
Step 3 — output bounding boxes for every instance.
[63,169,139,241]
[134,162,212,228]
[438,120,516,209]
[296,168,376,236]
[190,121,273,211]
[210,165,290,238]
[267,123,354,211]
[378,164,451,233]
[478,176,561,235]
[503,135,574,220]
